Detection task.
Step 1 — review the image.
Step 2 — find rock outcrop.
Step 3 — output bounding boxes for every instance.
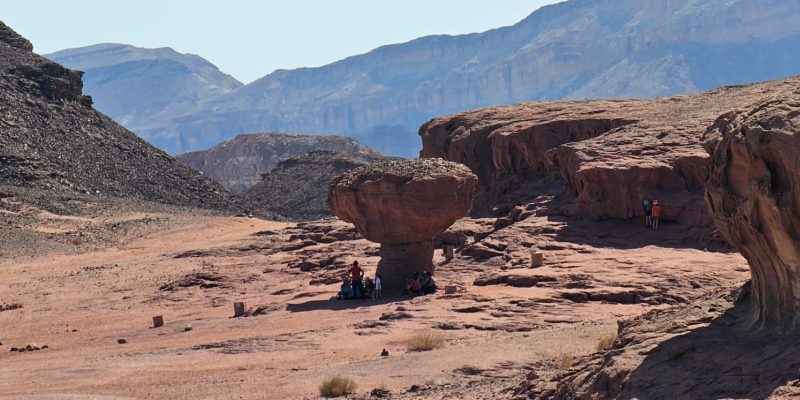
[704,92,800,331]
[420,78,800,243]
[244,150,393,220]
[178,133,380,192]
[0,21,238,211]
[328,159,477,293]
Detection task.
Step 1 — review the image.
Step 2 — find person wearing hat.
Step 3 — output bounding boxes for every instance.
[651,200,662,230]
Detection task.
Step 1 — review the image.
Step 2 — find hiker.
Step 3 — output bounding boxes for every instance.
[642,199,652,227]
[337,274,353,300]
[404,274,423,295]
[651,200,662,230]
[373,273,383,300]
[348,261,365,299]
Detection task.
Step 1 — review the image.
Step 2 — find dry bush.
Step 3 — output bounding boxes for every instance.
[406,331,445,352]
[555,354,575,370]
[71,237,84,246]
[596,331,618,351]
[319,375,357,397]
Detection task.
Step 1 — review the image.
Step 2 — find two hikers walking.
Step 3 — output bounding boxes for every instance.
[641,199,661,230]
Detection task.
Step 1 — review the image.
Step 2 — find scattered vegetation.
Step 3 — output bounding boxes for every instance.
[0,303,23,312]
[596,331,618,351]
[406,331,445,352]
[555,354,575,370]
[71,237,84,246]
[319,375,357,397]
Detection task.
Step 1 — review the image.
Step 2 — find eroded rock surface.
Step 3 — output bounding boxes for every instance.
[704,93,800,331]
[329,159,478,292]
[420,79,800,242]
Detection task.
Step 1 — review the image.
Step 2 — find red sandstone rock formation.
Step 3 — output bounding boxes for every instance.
[328,159,478,293]
[420,79,800,242]
[704,93,800,331]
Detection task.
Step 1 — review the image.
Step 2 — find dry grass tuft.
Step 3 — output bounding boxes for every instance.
[555,354,575,370]
[406,331,445,352]
[596,331,618,351]
[71,237,84,246]
[319,375,357,397]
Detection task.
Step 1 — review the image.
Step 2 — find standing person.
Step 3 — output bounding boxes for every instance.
[348,261,365,299]
[373,273,382,300]
[642,199,652,227]
[651,200,662,230]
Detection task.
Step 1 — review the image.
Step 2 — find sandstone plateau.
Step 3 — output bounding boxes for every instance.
[329,159,478,293]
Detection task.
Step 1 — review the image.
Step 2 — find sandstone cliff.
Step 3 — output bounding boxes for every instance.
[178,133,380,193]
[420,78,800,242]
[0,21,237,211]
[243,150,392,220]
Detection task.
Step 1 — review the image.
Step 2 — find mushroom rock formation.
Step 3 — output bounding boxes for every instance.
[704,93,800,332]
[328,159,478,293]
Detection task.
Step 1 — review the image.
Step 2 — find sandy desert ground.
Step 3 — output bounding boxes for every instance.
[0,207,751,399]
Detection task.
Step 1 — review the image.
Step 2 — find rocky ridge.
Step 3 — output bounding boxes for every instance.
[243,150,393,220]
[178,132,380,193]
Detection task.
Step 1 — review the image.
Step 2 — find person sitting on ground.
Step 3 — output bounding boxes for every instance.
[364,277,375,299]
[651,200,662,231]
[348,261,365,299]
[642,199,652,227]
[421,271,437,294]
[404,275,423,295]
[337,275,353,300]
[373,273,383,300]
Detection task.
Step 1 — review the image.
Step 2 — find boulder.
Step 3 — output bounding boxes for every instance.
[704,93,800,331]
[329,159,477,293]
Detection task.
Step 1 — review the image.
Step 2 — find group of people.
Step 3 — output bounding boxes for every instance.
[337,261,382,300]
[641,199,662,230]
[336,260,438,300]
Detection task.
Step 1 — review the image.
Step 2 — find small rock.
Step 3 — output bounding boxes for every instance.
[10,347,19,352]
[117,338,128,344]
[185,324,193,332]
[408,384,421,393]
[380,349,389,357]
[41,345,48,349]
[371,388,391,397]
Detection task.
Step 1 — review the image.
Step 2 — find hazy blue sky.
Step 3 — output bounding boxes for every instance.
[3,0,561,83]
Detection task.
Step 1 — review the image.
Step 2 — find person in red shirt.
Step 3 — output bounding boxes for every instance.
[348,261,365,299]
[651,200,662,230]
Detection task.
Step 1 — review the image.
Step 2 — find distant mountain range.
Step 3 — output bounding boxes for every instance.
[49,0,800,157]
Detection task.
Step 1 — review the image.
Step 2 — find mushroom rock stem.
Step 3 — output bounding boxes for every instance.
[377,241,434,295]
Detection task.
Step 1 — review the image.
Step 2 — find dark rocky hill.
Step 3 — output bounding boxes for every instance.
[60,0,800,157]
[177,133,380,193]
[0,21,237,211]
[243,150,393,220]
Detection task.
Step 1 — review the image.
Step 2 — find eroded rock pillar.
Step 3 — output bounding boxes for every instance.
[377,241,435,295]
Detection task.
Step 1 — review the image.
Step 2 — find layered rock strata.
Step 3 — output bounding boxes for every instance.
[328,159,477,293]
[420,78,800,242]
[704,92,800,331]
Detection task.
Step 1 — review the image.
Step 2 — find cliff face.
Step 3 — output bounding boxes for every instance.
[0,21,237,211]
[177,133,380,193]
[243,150,393,220]
[75,0,800,156]
[420,77,800,242]
[704,93,800,331]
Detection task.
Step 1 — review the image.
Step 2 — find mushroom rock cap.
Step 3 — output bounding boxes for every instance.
[328,158,478,244]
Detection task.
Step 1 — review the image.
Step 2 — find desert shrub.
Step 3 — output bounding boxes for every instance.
[406,331,444,352]
[319,375,357,397]
[596,331,618,351]
[555,354,575,370]
[71,237,84,246]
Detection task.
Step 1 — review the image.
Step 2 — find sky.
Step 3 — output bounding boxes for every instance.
[2,0,561,83]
